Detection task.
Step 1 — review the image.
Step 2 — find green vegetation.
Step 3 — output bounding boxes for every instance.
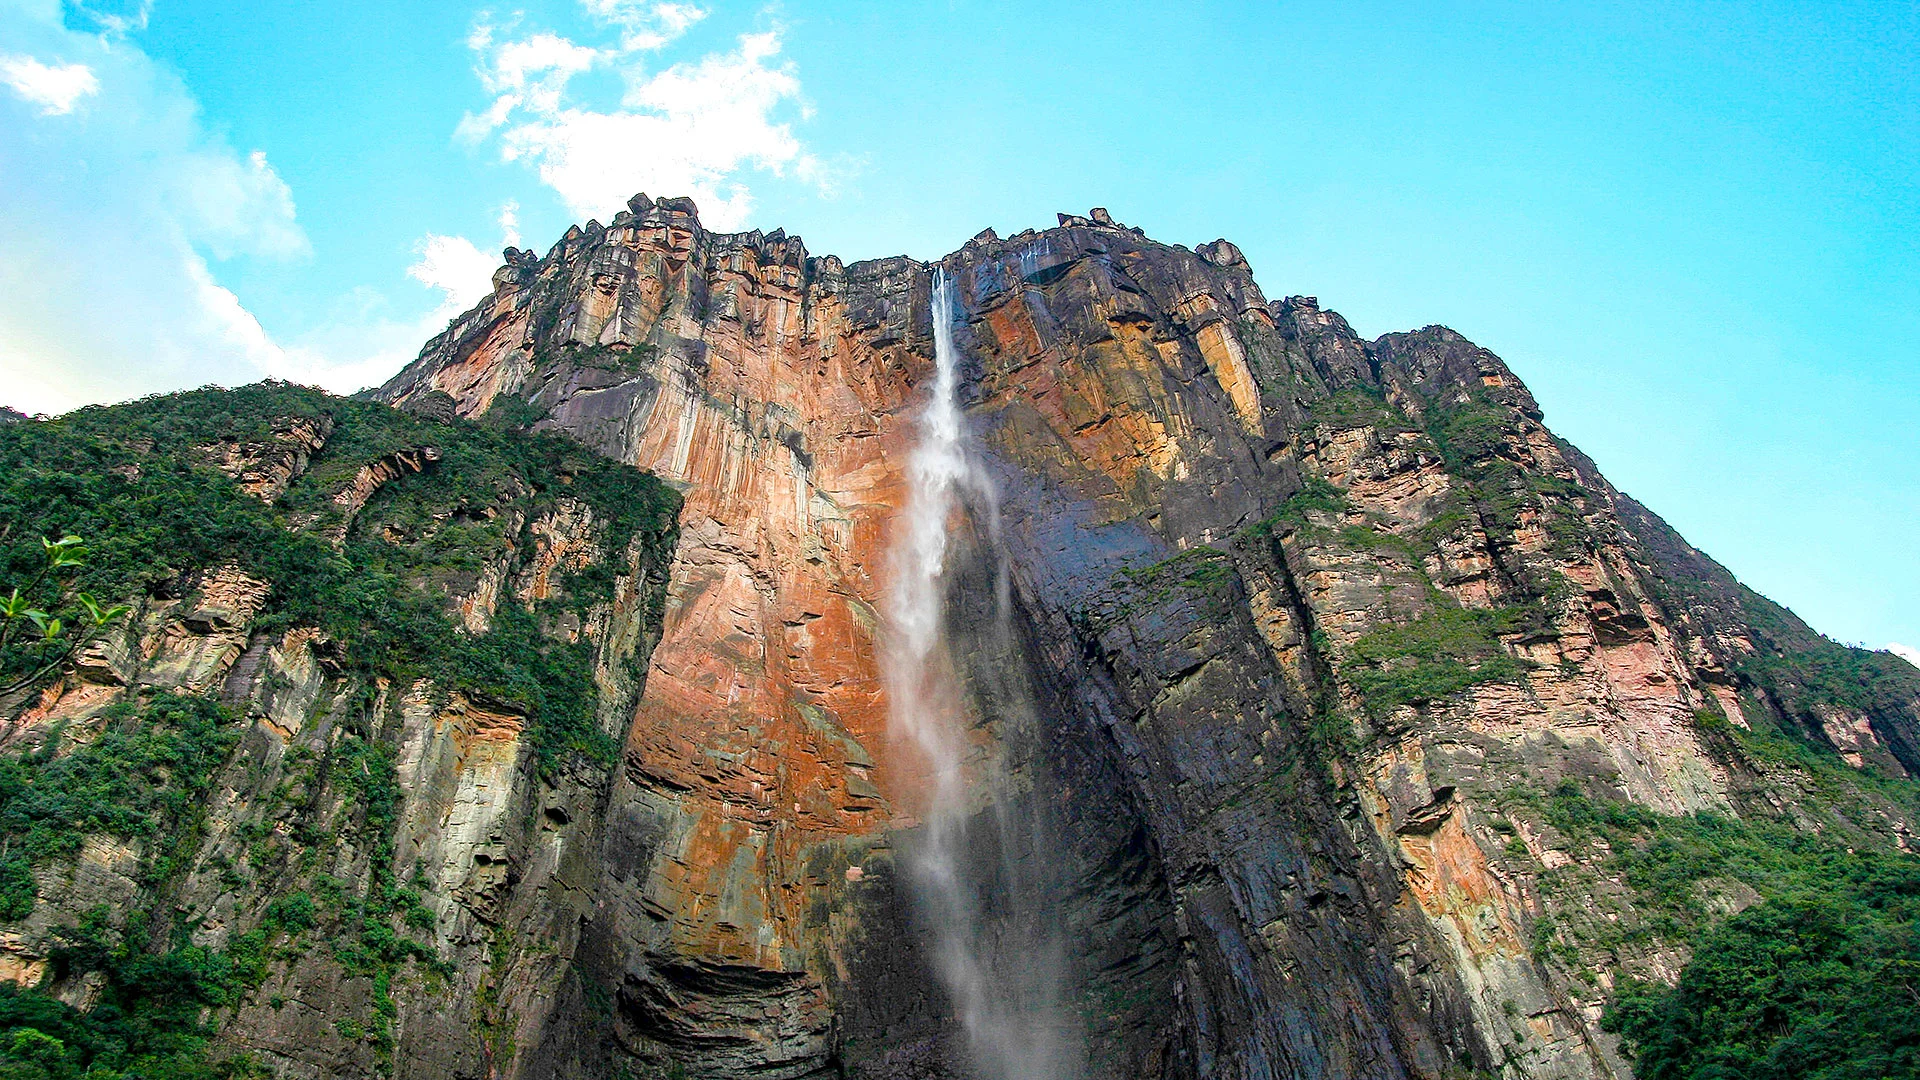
[1733,590,1920,722]
[475,394,545,433]
[1420,392,1594,564]
[0,696,239,916]
[1721,707,1920,827]
[1306,388,1417,434]
[1407,385,1920,1075]
[0,691,429,1075]
[1275,382,1920,1077]
[1605,892,1919,1080]
[0,382,680,1074]
[0,536,129,699]
[0,694,436,1076]
[1342,598,1529,714]
[1521,780,1920,1079]
[0,895,331,1077]
[1265,391,1593,573]
[1276,360,1920,1079]
[1116,545,1234,595]
[1626,500,1920,771]
[1104,545,1239,619]
[320,731,448,1056]
[0,934,262,1079]
[1425,396,1511,470]
[0,382,678,769]
[1240,477,1347,541]
[560,342,656,375]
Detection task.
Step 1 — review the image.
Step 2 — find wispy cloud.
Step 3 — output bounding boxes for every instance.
[458,3,824,229]
[0,0,842,415]
[0,0,527,412]
[65,0,153,37]
[1889,643,1920,670]
[258,202,524,395]
[582,0,707,51]
[496,199,522,248]
[178,148,310,260]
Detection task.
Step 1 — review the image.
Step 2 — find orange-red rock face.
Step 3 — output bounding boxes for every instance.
[376,201,1920,1080]
[381,205,943,1066]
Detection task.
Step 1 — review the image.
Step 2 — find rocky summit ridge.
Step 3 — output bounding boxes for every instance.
[0,195,1916,1080]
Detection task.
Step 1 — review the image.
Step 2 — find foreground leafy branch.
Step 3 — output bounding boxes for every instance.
[0,535,129,698]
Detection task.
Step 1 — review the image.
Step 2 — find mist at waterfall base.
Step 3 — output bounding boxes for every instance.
[883,269,1082,1080]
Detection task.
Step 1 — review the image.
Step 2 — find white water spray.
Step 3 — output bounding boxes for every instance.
[886,268,1075,1080]
[1017,238,1052,282]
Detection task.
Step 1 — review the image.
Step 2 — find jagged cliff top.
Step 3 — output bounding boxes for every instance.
[437,190,1537,425]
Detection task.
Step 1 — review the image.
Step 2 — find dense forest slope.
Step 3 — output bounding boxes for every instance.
[0,198,1915,1080]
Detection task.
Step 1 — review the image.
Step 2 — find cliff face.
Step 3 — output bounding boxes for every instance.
[3,199,1917,1080]
[0,386,681,1077]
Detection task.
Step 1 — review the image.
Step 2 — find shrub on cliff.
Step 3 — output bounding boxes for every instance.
[1539,776,1920,1079]
[1605,892,1920,1080]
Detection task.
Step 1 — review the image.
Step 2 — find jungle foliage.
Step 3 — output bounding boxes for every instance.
[0,382,678,766]
[1532,777,1920,1080]
[0,383,680,1075]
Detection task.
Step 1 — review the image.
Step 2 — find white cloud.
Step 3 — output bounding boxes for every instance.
[0,1,559,415]
[0,0,842,416]
[0,54,99,115]
[0,2,315,413]
[497,200,522,248]
[407,233,498,313]
[455,92,517,143]
[177,148,310,260]
[251,203,524,397]
[66,0,152,37]
[183,252,286,370]
[262,208,524,396]
[1889,643,1920,670]
[463,5,822,229]
[485,31,597,101]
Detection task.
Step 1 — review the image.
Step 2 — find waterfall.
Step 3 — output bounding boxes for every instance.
[1018,237,1052,282]
[886,267,1076,1080]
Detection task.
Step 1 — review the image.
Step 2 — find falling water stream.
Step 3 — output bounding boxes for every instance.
[886,268,1076,1080]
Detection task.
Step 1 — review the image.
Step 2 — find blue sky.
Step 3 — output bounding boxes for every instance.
[1,0,1915,656]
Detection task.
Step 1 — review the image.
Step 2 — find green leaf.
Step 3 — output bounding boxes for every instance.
[75,593,124,625]
[42,534,88,568]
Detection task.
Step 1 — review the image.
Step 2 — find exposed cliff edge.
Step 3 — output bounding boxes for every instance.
[1,198,1916,1080]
